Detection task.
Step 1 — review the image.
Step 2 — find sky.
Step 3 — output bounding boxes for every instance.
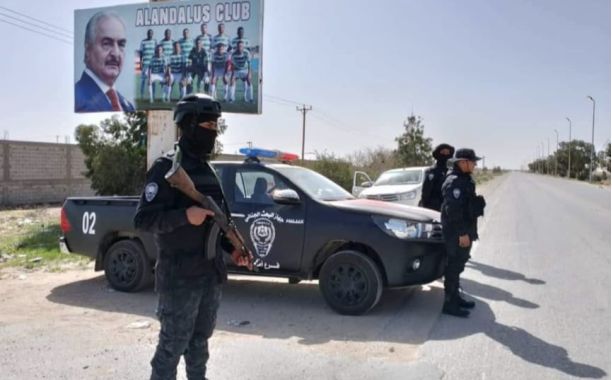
[0,0,609,169]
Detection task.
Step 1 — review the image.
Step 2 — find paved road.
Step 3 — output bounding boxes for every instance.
[419,172,610,380]
[0,172,609,379]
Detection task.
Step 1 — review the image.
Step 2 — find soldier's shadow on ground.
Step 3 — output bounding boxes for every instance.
[433,278,606,379]
[47,274,606,378]
[466,260,546,284]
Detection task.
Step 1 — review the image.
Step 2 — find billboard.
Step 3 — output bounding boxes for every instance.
[74,0,263,114]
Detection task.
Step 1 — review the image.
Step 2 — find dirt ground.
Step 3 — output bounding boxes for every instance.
[0,264,444,380]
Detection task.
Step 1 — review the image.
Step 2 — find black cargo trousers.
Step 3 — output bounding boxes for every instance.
[443,235,472,296]
[150,262,221,380]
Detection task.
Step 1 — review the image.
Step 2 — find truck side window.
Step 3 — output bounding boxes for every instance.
[235,170,288,205]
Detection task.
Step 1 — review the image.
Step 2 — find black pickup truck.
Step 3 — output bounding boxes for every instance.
[60,158,447,315]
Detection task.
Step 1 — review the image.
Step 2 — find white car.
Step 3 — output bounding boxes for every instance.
[352,167,428,206]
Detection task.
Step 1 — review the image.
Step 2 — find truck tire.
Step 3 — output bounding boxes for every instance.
[104,240,152,292]
[319,250,383,315]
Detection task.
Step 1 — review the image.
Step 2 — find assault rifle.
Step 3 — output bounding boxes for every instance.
[165,147,255,270]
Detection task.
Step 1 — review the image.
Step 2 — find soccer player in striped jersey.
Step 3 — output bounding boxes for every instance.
[179,28,194,64]
[210,42,230,101]
[168,42,188,100]
[147,45,169,103]
[230,27,250,52]
[139,29,157,99]
[195,23,212,91]
[228,41,252,103]
[195,23,212,53]
[160,29,174,58]
[178,28,194,95]
[211,23,230,53]
[189,38,209,94]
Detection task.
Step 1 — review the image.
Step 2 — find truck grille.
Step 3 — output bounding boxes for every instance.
[366,194,399,202]
[430,224,444,240]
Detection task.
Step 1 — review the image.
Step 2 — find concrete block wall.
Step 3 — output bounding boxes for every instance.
[0,141,95,206]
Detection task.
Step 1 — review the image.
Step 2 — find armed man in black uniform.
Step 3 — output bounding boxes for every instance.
[134,94,251,379]
[419,143,455,211]
[440,148,486,318]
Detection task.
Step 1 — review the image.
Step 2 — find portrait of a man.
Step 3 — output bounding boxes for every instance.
[75,11,135,112]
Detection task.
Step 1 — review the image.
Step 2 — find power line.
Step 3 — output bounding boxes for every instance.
[0,11,73,39]
[263,93,302,106]
[0,6,73,35]
[0,18,72,45]
[309,111,384,140]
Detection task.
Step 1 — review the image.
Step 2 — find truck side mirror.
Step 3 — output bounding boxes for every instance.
[272,189,301,205]
[360,181,372,188]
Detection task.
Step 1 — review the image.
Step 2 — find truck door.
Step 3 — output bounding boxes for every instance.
[221,166,307,272]
[352,171,373,197]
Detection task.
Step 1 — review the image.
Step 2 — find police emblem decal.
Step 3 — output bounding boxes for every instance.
[453,188,461,199]
[249,217,276,258]
[428,173,434,180]
[145,183,158,202]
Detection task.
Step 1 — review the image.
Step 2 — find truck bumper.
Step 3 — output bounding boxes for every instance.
[383,242,446,287]
[59,236,71,254]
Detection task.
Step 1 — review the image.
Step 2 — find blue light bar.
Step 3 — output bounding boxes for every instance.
[239,147,299,161]
[239,147,278,158]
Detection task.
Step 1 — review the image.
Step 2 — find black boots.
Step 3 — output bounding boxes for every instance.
[442,295,470,318]
[458,293,475,309]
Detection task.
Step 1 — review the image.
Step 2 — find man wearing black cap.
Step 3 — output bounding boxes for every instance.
[440,148,486,317]
[134,94,252,379]
[420,143,455,211]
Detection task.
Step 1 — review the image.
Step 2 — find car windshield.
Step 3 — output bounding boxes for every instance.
[374,169,423,186]
[274,166,354,201]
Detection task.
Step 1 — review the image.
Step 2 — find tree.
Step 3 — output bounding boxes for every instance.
[395,115,433,167]
[75,112,147,195]
[305,151,353,191]
[599,142,611,172]
[531,140,595,180]
[214,118,228,157]
[347,146,399,180]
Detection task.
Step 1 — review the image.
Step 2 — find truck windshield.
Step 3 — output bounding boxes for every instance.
[274,166,354,201]
[374,169,423,185]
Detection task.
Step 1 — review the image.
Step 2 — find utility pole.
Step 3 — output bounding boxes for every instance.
[554,129,559,176]
[296,104,312,161]
[541,141,545,174]
[587,96,596,182]
[566,117,572,178]
[247,141,253,149]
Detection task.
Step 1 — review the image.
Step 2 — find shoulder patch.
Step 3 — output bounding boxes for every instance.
[453,188,461,199]
[428,173,435,181]
[145,183,159,202]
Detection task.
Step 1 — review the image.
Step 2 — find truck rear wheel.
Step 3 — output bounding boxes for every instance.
[319,250,383,315]
[104,240,152,292]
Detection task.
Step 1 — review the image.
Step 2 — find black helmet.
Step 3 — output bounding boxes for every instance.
[174,93,221,127]
[432,143,455,160]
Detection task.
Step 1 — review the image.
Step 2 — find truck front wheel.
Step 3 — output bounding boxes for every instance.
[104,240,152,292]
[319,250,383,315]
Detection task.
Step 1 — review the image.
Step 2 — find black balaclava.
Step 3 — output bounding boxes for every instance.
[432,144,454,168]
[178,113,218,160]
[436,153,451,168]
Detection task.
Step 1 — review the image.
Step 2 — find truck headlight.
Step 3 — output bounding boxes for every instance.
[398,190,417,201]
[372,216,437,240]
